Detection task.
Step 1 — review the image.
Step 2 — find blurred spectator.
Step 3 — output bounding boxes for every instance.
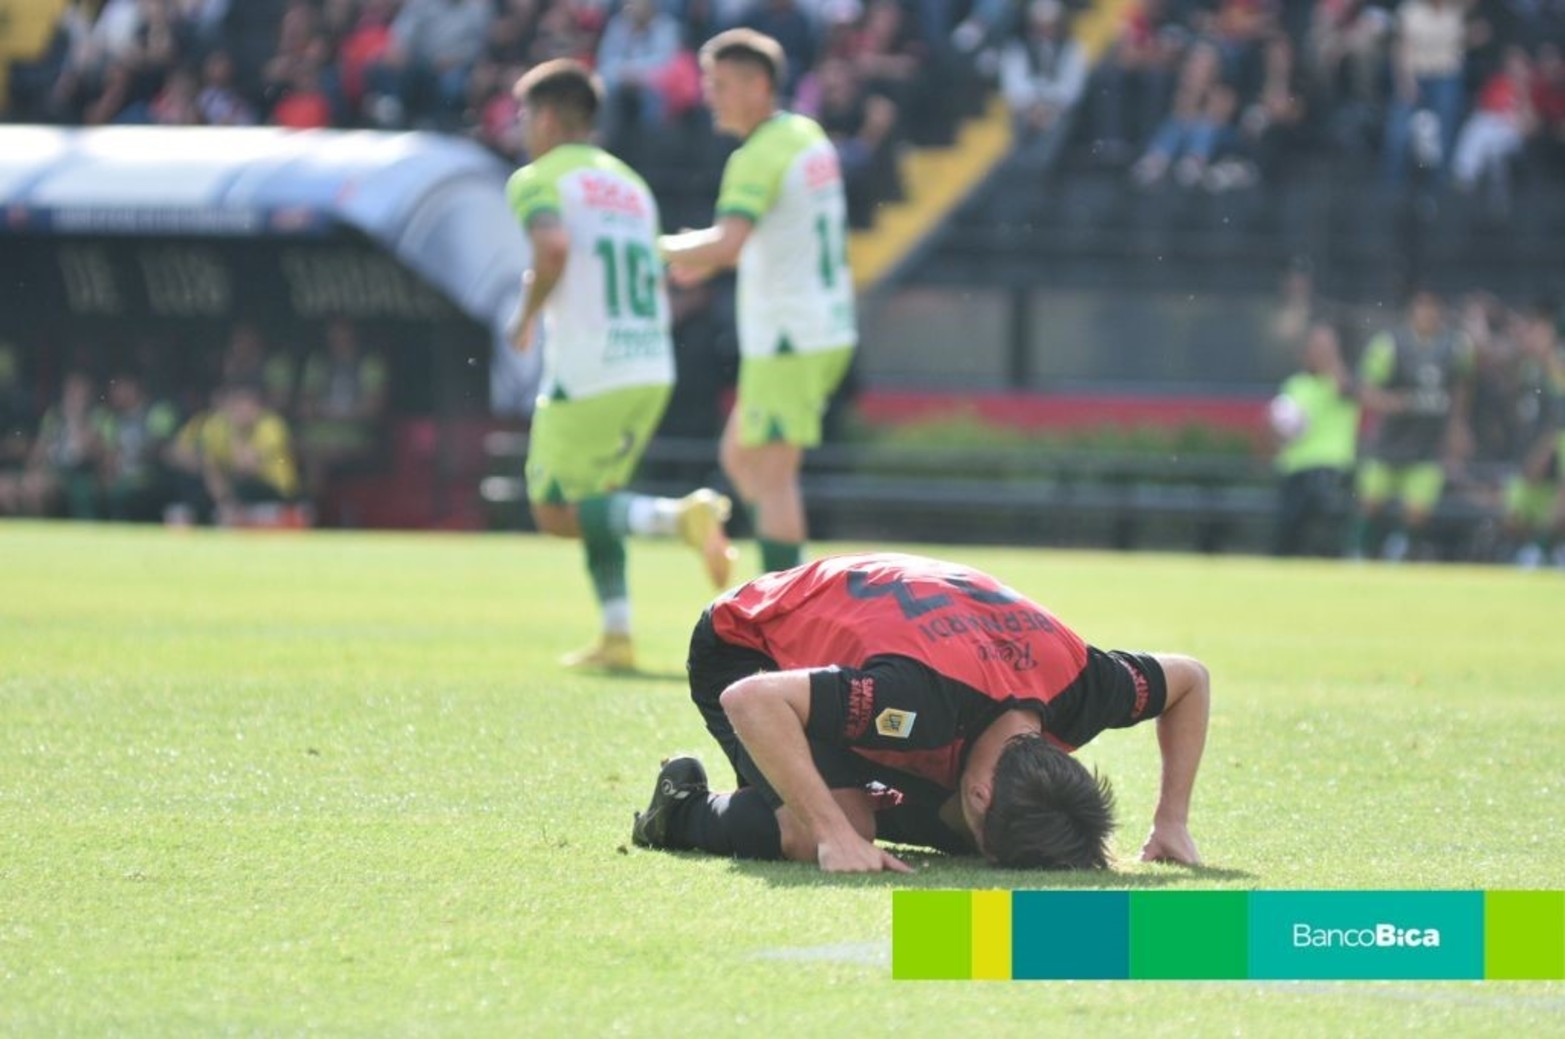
[1529,41,1565,168]
[1131,40,1237,187]
[149,63,200,124]
[261,4,342,126]
[1463,290,1518,465]
[1270,322,1360,557]
[797,56,899,225]
[1230,32,1305,185]
[596,0,687,149]
[467,0,541,149]
[1382,0,1470,187]
[742,0,816,97]
[1352,288,1475,561]
[220,324,295,415]
[1310,0,1394,110]
[1088,0,1182,162]
[270,53,337,127]
[98,372,180,521]
[0,345,35,516]
[336,0,398,119]
[295,319,389,503]
[999,0,1085,170]
[1499,300,1565,567]
[529,1,595,66]
[196,49,257,124]
[170,382,299,525]
[1452,44,1535,207]
[850,0,922,102]
[89,0,186,125]
[17,372,103,519]
[366,0,494,128]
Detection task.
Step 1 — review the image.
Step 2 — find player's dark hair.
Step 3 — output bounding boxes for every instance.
[700,28,787,90]
[515,58,602,130]
[983,734,1115,870]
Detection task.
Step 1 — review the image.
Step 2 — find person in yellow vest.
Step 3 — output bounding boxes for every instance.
[1269,322,1361,556]
[168,382,299,525]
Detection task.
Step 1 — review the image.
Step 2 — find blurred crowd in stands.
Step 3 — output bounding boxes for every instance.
[2,0,997,226]
[1012,0,1565,201]
[0,320,388,526]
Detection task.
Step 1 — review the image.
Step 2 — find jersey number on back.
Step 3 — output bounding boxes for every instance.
[813,214,848,290]
[845,570,1023,620]
[594,237,657,319]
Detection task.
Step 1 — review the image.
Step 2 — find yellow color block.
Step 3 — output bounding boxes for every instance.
[970,890,1012,980]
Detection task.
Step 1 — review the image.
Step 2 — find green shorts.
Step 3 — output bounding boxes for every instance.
[1504,476,1561,530]
[1356,460,1444,513]
[736,346,854,448]
[526,383,671,505]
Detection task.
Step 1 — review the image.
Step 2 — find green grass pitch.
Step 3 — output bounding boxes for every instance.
[2,522,1562,1036]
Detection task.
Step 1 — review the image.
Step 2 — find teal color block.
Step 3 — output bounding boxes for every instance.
[1012,891,1129,979]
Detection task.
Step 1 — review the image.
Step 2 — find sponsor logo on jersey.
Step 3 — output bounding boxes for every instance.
[804,150,841,190]
[579,173,649,219]
[978,638,1037,672]
[1120,659,1151,719]
[875,708,917,739]
[845,676,875,739]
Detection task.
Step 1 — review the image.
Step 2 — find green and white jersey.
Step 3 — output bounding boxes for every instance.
[507,143,674,401]
[716,113,858,359]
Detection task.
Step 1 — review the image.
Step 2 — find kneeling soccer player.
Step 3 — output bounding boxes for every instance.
[507,59,737,671]
[632,552,1210,872]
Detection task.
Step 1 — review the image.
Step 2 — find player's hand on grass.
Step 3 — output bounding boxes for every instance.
[818,832,913,874]
[1140,820,1201,866]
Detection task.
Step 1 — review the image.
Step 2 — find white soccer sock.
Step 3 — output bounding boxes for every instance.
[625,495,679,538]
[601,597,632,637]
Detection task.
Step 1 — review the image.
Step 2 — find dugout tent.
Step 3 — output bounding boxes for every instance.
[0,124,536,414]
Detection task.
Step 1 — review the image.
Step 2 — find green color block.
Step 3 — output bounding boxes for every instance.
[1485,891,1565,980]
[892,891,971,980]
[1130,891,1249,979]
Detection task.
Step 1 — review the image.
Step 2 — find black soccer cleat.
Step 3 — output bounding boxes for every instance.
[631,756,709,849]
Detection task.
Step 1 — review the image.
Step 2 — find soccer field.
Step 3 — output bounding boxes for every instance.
[3,523,1562,1037]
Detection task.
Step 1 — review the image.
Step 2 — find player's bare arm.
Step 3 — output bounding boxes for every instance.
[1140,654,1209,866]
[719,670,912,874]
[513,214,569,352]
[657,216,752,285]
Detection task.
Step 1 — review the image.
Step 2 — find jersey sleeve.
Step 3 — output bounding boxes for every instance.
[715,137,787,223]
[1042,649,1167,749]
[805,654,963,751]
[506,164,561,230]
[1359,333,1396,387]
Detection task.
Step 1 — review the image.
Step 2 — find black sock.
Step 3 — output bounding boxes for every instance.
[672,787,783,860]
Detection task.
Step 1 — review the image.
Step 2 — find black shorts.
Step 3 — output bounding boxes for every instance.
[687,608,874,810]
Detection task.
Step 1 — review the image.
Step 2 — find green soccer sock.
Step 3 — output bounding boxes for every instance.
[577,496,629,627]
[758,538,802,573]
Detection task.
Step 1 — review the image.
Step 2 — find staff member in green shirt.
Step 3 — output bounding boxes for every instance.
[1270,322,1360,557]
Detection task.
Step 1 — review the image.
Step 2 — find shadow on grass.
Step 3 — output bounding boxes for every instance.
[710,853,1256,889]
[587,667,688,684]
